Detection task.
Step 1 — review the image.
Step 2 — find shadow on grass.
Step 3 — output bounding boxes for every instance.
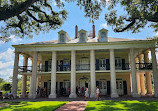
[85,100,158,111]
[0,101,66,111]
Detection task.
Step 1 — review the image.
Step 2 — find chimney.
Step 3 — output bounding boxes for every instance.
[75,25,78,39]
[93,25,95,38]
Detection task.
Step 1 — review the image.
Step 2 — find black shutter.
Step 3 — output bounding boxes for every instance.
[107,81,110,95]
[122,59,126,70]
[60,60,63,71]
[106,59,110,70]
[45,61,48,72]
[56,60,58,71]
[96,59,99,70]
[123,81,127,95]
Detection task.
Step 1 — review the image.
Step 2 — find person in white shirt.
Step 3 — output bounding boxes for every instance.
[96,86,100,100]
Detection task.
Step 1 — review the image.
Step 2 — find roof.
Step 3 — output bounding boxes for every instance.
[21,37,145,45]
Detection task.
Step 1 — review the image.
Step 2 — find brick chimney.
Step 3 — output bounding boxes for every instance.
[93,25,95,38]
[75,25,78,39]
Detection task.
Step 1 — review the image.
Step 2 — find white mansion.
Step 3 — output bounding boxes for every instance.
[12,25,158,99]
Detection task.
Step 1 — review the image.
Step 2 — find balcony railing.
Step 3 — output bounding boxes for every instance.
[76,64,90,71]
[18,63,152,73]
[136,63,152,70]
[57,65,71,71]
[18,66,32,73]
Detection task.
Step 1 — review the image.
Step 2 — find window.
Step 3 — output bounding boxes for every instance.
[60,33,65,43]
[80,32,85,42]
[101,31,106,38]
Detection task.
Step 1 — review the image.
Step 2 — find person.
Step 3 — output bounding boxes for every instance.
[78,87,81,97]
[85,88,89,100]
[8,91,14,99]
[81,86,84,96]
[96,86,100,100]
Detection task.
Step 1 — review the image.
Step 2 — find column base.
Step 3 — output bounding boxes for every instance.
[90,93,96,98]
[111,93,119,98]
[141,93,146,96]
[49,94,56,98]
[132,93,140,97]
[28,94,37,99]
[69,93,77,98]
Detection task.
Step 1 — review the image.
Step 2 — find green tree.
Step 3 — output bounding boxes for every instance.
[0,0,157,41]
[1,83,12,91]
[0,0,67,41]
[103,0,158,33]
[0,78,4,83]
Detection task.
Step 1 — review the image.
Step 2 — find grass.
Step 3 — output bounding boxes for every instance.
[0,101,68,111]
[85,100,158,111]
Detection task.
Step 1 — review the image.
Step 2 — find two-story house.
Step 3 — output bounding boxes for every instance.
[12,25,158,99]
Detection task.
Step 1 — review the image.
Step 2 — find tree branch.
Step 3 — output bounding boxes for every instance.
[114,19,136,32]
[0,0,39,21]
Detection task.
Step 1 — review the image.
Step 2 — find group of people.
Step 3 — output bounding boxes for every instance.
[85,86,100,100]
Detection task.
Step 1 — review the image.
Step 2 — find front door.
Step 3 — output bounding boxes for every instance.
[116,80,123,95]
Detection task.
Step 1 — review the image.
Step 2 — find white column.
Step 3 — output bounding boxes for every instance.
[12,52,19,98]
[140,73,146,95]
[151,48,158,97]
[69,50,77,98]
[138,55,146,95]
[90,50,96,98]
[49,51,57,98]
[21,55,28,98]
[136,73,141,94]
[130,48,140,97]
[29,52,38,98]
[110,49,118,98]
[21,75,27,98]
[144,51,152,94]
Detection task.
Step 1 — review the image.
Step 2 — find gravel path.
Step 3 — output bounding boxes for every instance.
[55,101,88,111]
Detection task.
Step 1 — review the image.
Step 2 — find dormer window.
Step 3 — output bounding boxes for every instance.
[58,30,70,43]
[101,32,106,39]
[98,29,108,42]
[60,33,65,43]
[80,32,86,42]
[79,29,87,43]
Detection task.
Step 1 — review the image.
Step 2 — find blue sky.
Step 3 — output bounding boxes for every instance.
[0,1,157,81]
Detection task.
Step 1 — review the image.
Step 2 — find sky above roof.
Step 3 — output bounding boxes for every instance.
[0,1,158,81]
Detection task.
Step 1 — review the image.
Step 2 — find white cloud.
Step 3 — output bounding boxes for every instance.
[100,23,108,28]
[98,0,111,4]
[0,61,14,69]
[0,41,4,45]
[0,48,14,61]
[0,48,14,81]
[9,35,22,43]
[154,32,158,37]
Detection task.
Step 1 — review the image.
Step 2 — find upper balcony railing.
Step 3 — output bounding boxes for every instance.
[18,63,152,73]
[136,63,152,70]
[76,64,90,71]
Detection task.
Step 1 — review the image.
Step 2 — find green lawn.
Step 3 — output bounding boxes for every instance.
[0,101,68,111]
[85,100,158,111]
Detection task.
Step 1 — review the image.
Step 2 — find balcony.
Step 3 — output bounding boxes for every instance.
[18,63,152,73]
[76,64,90,71]
[136,63,152,70]
[57,65,71,71]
